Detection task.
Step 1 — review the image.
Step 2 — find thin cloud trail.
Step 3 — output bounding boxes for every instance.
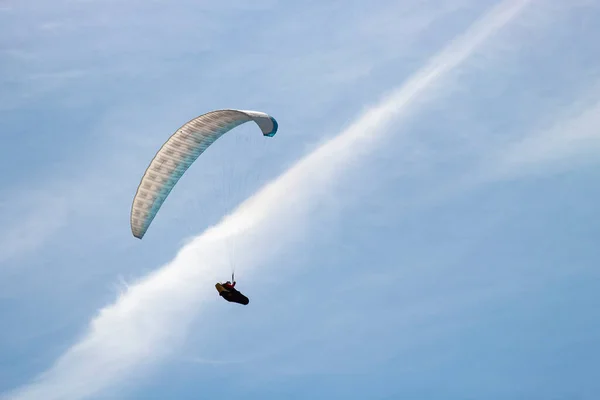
[2,1,530,399]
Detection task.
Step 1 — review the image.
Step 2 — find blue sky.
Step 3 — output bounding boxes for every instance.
[1,0,600,399]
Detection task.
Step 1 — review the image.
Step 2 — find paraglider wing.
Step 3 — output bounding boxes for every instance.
[130,109,278,239]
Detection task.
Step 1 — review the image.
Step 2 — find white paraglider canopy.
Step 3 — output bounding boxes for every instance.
[130,109,278,239]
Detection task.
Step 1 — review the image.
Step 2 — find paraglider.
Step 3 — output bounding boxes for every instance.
[130,109,278,239]
[130,109,278,306]
[215,274,249,305]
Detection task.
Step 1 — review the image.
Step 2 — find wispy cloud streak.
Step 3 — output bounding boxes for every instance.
[493,99,600,178]
[1,1,530,399]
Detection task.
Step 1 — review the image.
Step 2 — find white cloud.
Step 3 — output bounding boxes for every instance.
[493,98,600,178]
[0,1,531,399]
